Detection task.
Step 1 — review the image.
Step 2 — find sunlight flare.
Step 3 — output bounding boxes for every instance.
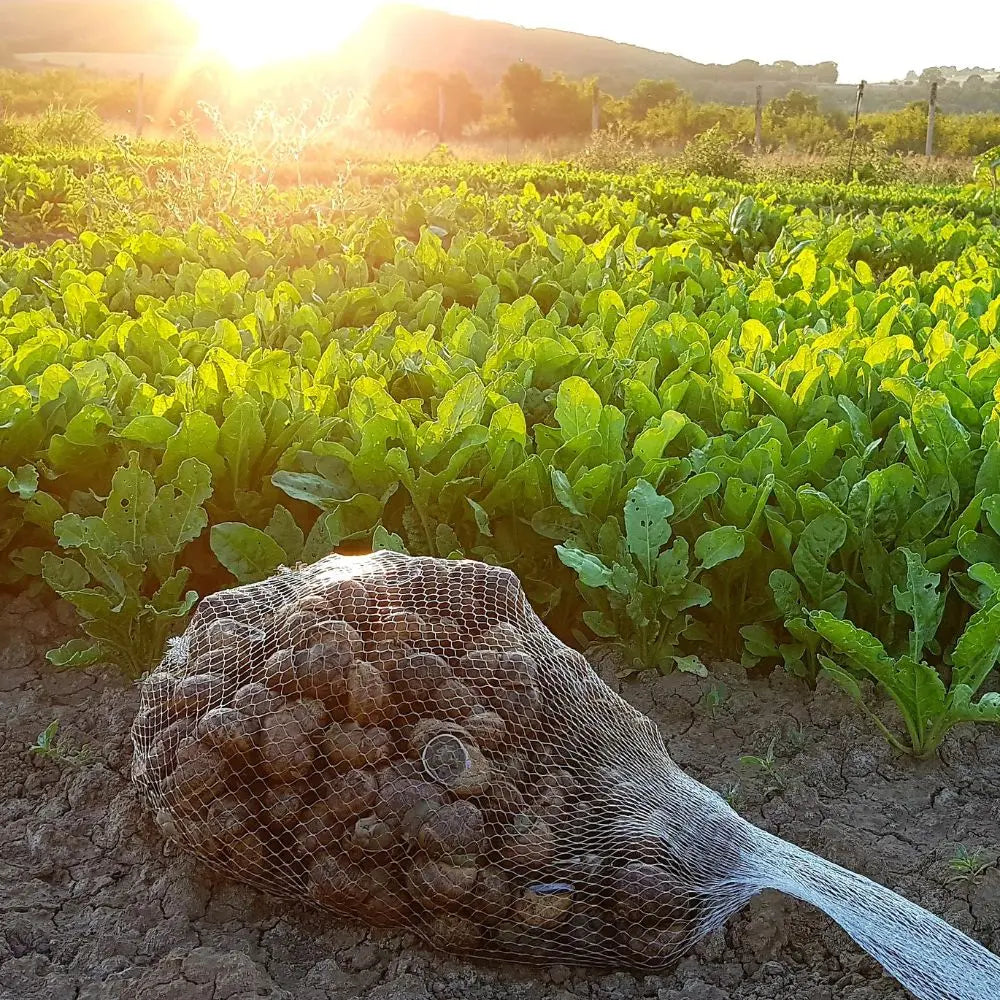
[174,0,381,69]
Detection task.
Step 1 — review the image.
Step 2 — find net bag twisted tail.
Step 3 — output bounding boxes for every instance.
[131,552,1000,999]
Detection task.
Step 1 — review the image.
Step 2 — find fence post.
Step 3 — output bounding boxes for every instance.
[437,82,446,143]
[591,82,600,133]
[136,73,145,139]
[845,79,866,183]
[925,81,937,157]
[754,84,763,152]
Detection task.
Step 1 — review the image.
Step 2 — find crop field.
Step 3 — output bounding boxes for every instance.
[2,147,1000,999]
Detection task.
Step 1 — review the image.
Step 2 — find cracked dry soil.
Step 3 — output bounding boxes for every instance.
[2,594,998,1000]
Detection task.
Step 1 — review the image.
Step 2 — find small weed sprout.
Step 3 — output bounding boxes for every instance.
[722,782,743,810]
[739,735,785,792]
[700,682,729,719]
[30,720,92,766]
[946,846,994,884]
[783,723,809,755]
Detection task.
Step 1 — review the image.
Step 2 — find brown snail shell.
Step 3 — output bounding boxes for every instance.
[514,886,574,929]
[350,814,398,855]
[346,660,392,725]
[612,863,689,922]
[322,768,378,824]
[321,720,391,770]
[309,856,369,911]
[497,813,556,870]
[416,800,485,858]
[371,609,425,644]
[195,706,256,759]
[375,774,447,827]
[625,920,692,965]
[463,710,507,752]
[432,676,482,721]
[407,855,478,909]
[169,672,226,718]
[230,681,284,719]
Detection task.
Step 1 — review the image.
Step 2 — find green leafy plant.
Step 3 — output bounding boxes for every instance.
[945,846,994,884]
[738,735,785,793]
[700,682,729,718]
[678,126,748,180]
[40,452,212,678]
[30,720,92,766]
[812,552,1000,756]
[557,479,744,674]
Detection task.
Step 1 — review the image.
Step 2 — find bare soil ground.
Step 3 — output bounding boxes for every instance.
[2,594,998,1000]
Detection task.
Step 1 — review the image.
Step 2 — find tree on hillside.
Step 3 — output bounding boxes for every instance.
[626,78,684,119]
[501,62,590,138]
[766,89,821,126]
[370,69,482,137]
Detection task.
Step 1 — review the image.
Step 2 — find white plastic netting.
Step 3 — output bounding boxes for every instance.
[131,551,1000,998]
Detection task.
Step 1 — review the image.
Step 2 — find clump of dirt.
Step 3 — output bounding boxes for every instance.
[1,595,997,1000]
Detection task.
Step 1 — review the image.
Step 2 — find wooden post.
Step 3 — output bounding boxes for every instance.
[925,80,937,157]
[437,82,446,142]
[591,82,600,133]
[136,73,145,139]
[845,79,865,183]
[754,84,763,153]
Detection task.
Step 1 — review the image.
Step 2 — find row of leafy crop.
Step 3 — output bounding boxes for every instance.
[2,172,1000,757]
[16,146,1000,216]
[4,151,999,263]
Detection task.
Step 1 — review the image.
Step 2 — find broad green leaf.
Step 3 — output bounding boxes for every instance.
[951,599,1000,694]
[811,610,893,675]
[40,552,90,594]
[948,687,1000,724]
[668,472,720,522]
[551,468,583,516]
[272,471,351,508]
[674,654,708,677]
[266,504,305,563]
[211,522,287,584]
[556,545,613,589]
[624,480,673,581]
[219,400,266,489]
[373,524,408,553]
[45,638,102,668]
[633,412,686,464]
[467,497,492,537]
[119,415,176,446]
[769,568,803,616]
[554,376,602,439]
[436,372,486,438]
[582,611,618,638]
[695,525,745,570]
[892,548,945,661]
[792,514,847,604]
[3,464,38,500]
[824,229,854,264]
[103,453,156,560]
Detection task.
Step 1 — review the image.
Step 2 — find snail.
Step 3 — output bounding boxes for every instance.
[416,800,485,858]
[168,671,227,718]
[408,854,479,909]
[321,720,392,770]
[346,659,392,726]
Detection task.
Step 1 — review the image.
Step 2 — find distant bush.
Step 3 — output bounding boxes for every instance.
[574,122,649,173]
[32,106,104,148]
[678,126,748,180]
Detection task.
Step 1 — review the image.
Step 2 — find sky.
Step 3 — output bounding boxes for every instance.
[387,0,998,84]
[177,0,999,83]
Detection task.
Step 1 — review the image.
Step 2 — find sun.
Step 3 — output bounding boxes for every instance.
[175,0,382,70]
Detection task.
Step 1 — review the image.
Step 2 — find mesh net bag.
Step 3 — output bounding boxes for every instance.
[131,551,1000,999]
